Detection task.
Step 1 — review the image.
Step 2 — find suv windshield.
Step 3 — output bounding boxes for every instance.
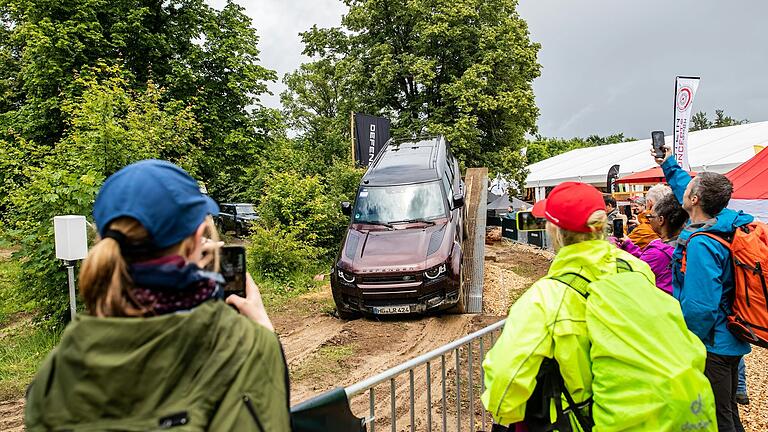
[236,204,256,214]
[353,182,447,224]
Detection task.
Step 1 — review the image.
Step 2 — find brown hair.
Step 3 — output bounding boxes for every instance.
[546,210,607,251]
[79,216,219,317]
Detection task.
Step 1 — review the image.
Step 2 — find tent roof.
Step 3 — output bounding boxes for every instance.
[726,148,768,199]
[616,167,697,185]
[487,193,529,211]
[525,121,768,188]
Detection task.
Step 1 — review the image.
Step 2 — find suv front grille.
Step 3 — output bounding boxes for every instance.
[360,274,422,285]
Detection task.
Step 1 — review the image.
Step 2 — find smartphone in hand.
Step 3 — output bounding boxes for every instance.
[622,205,632,218]
[220,245,246,298]
[612,218,625,237]
[651,131,666,159]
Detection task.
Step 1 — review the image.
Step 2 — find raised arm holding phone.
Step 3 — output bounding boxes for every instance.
[653,142,752,432]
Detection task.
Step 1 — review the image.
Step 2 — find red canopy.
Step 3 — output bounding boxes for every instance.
[726,148,768,199]
[616,167,696,185]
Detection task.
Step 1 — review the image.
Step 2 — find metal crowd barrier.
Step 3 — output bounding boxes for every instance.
[344,319,506,432]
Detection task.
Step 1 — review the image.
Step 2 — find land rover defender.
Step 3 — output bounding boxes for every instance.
[331,136,465,318]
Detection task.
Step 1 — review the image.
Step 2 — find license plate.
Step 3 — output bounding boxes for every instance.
[373,305,411,315]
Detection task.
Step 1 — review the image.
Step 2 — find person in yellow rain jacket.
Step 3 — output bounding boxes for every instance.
[481,181,715,432]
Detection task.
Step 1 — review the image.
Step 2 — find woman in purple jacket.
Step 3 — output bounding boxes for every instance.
[615,193,688,294]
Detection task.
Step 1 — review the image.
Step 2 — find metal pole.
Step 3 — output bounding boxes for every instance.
[370,387,376,432]
[426,361,432,432]
[409,369,415,432]
[391,378,396,432]
[66,261,76,321]
[480,336,486,431]
[442,355,447,432]
[455,348,461,432]
[469,341,474,432]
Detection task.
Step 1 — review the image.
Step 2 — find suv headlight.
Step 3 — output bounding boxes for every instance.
[337,268,356,284]
[425,263,447,280]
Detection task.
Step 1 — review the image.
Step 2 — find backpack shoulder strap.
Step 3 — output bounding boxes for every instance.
[550,273,591,299]
[616,258,632,273]
[551,259,634,297]
[689,231,732,250]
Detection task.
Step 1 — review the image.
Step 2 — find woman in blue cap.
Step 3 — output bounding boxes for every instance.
[25,160,291,431]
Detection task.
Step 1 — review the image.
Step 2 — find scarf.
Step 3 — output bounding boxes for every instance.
[129,255,224,315]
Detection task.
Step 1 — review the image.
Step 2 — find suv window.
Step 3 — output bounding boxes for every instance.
[442,174,453,199]
[236,204,256,214]
[354,181,448,224]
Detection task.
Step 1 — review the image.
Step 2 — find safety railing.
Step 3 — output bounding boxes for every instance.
[344,318,506,432]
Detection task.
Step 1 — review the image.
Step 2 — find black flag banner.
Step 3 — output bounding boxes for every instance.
[352,113,391,167]
[607,164,620,193]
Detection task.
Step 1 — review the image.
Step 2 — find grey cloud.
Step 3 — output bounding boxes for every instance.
[212,0,767,138]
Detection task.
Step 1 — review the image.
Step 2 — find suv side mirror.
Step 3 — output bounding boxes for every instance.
[340,201,352,216]
[452,193,465,209]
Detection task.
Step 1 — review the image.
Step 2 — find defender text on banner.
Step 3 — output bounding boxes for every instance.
[352,113,391,167]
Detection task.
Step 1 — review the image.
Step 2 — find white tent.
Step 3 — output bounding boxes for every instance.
[525,121,768,200]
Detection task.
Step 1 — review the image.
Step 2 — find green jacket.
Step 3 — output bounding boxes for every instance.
[25,301,291,431]
[481,241,654,426]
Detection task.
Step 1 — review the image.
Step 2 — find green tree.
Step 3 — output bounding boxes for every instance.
[713,109,748,128]
[0,0,276,200]
[690,109,747,131]
[284,0,541,185]
[690,111,712,132]
[525,133,633,165]
[6,67,206,321]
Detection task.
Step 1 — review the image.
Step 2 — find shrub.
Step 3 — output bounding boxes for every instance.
[247,224,321,283]
[257,171,347,256]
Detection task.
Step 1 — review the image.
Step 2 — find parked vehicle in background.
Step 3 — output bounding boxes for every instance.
[331,135,465,319]
[216,203,259,237]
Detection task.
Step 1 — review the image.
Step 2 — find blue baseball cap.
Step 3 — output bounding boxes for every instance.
[94,160,219,249]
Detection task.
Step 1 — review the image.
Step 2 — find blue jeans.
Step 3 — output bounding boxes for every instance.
[737,357,747,394]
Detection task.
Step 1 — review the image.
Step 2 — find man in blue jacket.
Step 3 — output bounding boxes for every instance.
[656,148,752,432]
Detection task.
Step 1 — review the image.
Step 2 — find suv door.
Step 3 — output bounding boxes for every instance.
[221,205,234,232]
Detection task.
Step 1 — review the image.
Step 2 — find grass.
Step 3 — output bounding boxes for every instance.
[0,248,61,400]
[292,344,356,381]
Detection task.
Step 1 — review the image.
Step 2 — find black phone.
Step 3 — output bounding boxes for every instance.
[651,130,666,159]
[220,245,246,298]
[622,205,632,218]
[516,211,547,231]
[612,218,624,236]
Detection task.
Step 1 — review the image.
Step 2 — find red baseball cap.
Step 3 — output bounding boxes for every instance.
[531,182,605,233]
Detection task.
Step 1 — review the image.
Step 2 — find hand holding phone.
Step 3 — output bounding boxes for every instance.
[226,273,274,331]
[612,218,625,237]
[650,130,673,165]
[220,245,246,298]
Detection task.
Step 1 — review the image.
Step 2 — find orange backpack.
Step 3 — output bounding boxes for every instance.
[684,222,768,347]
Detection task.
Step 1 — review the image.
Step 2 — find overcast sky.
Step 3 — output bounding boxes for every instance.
[209,0,768,140]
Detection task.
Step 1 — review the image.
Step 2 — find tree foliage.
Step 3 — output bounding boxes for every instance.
[690,109,748,132]
[0,0,276,198]
[283,0,541,185]
[5,67,205,321]
[525,133,633,165]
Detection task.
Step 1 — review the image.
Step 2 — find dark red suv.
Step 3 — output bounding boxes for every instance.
[331,136,465,318]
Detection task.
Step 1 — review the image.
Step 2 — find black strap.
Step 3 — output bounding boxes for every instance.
[103,229,128,247]
[525,358,593,432]
[103,229,156,256]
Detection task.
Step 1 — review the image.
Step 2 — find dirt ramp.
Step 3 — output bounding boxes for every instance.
[0,399,25,432]
[281,316,345,367]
